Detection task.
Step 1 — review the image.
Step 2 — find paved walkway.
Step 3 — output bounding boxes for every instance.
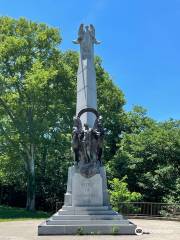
[0,219,179,240]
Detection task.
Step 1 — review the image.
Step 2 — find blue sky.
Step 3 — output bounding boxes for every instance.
[1,0,180,121]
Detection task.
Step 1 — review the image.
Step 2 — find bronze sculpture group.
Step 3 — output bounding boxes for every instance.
[72,108,105,177]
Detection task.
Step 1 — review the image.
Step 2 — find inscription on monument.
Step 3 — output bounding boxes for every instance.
[72,173,103,206]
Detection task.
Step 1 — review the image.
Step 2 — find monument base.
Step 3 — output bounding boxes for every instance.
[38,166,136,235]
[38,206,136,235]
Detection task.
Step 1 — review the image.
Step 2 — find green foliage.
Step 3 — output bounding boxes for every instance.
[108,176,142,212]
[0,16,75,210]
[76,227,84,235]
[162,178,180,203]
[109,107,180,203]
[0,205,50,221]
[96,56,126,162]
[112,226,119,235]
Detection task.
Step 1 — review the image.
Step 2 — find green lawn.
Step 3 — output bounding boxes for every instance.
[0,205,51,221]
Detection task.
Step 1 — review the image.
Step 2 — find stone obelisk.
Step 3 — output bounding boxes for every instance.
[38,24,137,235]
[73,24,100,128]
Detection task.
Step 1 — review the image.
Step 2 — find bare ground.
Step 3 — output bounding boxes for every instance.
[0,219,179,240]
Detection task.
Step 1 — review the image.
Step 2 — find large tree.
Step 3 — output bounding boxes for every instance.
[0,17,75,210]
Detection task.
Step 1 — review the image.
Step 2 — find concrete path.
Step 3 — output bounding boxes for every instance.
[0,219,179,240]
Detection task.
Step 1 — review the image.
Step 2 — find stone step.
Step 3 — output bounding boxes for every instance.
[46,219,129,225]
[52,213,123,220]
[58,209,117,215]
[61,206,111,211]
[38,221,136,235]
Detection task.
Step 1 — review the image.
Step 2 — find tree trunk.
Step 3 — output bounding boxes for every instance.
[25,144,35,211]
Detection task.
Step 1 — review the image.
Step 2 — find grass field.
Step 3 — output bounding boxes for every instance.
[0,205,51,221]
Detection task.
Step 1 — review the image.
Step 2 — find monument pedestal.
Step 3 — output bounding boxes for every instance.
[38,166,136,235]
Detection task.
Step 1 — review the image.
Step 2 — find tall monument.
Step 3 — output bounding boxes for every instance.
[73,24,100,128]
[38,24,136,235]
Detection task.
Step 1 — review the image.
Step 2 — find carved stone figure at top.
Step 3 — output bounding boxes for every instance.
[73,24,100,59]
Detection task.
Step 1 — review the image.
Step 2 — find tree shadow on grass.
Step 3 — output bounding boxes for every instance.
[0,205,51,221]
